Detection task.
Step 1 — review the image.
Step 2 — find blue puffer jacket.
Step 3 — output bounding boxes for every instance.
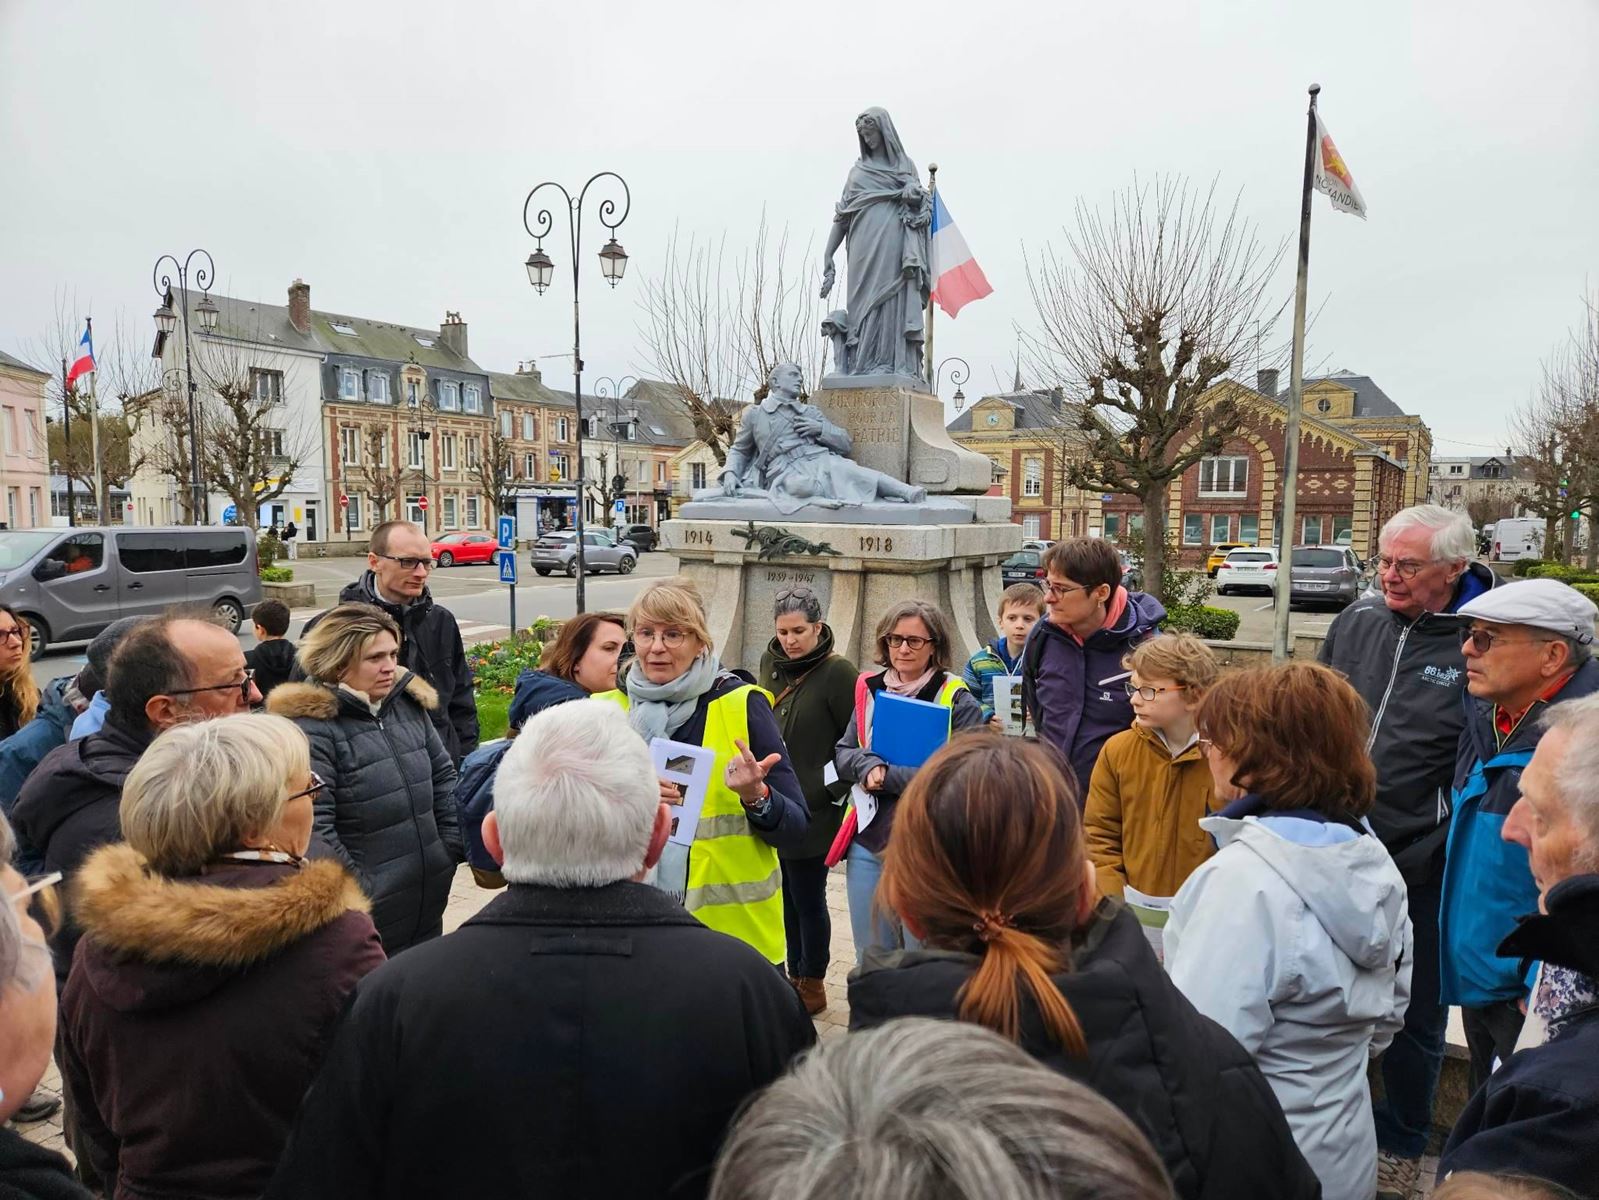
[1439,658,1599,1007]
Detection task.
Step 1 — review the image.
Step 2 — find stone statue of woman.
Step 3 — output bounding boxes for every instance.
[820,107,931,381]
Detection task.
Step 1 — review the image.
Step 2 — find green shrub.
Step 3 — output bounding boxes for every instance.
[1526,563,1599,584]
[466,635,545,693]
[1571,584,1599,608]
[257,533,282,569]
[1161,604,1242,641]
[259,566,294,583]
[529,615,563,642]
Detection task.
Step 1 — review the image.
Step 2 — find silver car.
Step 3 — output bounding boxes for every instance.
[1288,545,1363,609]
[530,529,637,578]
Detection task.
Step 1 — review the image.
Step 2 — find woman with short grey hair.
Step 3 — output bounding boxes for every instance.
[709,1017,1174,1200]
[58,716,385,1198]
[757,585,857,1014]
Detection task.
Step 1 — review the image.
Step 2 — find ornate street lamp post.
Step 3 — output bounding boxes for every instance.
[152,249,219,524]
[935,356,971,412]
[522,172,631,613]
[594,374,639,526]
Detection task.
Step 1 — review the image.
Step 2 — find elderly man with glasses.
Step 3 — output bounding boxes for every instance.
[1439,578,1599,1099]
[1317,504,1496,1200]
[301,520,478,765]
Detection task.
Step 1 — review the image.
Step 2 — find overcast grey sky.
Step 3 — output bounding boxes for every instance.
[2,0,1595,453]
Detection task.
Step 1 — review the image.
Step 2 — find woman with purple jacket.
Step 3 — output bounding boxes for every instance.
[1020,537,1165,799]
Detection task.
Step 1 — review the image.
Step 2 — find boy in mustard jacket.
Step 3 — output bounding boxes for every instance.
[1085,633,1221,899]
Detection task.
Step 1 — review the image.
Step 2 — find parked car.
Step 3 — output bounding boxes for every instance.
[615,523,658,554]
[1214,547,1279,596]
[1205,543,1253,576]
[1288,545,1363,609]
[1000,549,1045,587]
[429,532,499,567]
[1021,538,1056,552]
[530,529,637,578]
[0,526,262,657]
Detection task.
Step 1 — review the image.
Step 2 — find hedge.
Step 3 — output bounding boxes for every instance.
[1572,584,1599,607]
[1526,563,1599,584]
[259,566,294,583]
[1161,604,1242,641]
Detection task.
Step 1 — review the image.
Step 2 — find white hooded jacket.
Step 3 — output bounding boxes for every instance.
[1166,812,1412,1200]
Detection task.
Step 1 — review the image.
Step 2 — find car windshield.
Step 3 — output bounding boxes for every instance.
[1293,549,1344,568]
[436,534,468,544]
[1003,551,1039,567]
[0,532,57,570]
[1228,551,1273,563]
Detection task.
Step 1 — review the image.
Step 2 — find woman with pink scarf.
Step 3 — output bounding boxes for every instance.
[833,600,986,963]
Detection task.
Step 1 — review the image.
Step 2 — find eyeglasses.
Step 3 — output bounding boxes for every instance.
[0,628,24,644]
[169,669,257,703]
[1043,580,1088,598]
[886,634,933,651]
[1196,737,1215,756]
[376,553,437,572]
[285,773,326,803]
[634,628,691,649]
[1375,555,1438,580]
[1460,628,1555,654]
[1125,682,1187,701]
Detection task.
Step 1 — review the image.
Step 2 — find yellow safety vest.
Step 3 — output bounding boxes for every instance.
[596,685,787,965]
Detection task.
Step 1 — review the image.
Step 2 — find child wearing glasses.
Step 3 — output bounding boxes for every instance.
[1084,634,1220,900]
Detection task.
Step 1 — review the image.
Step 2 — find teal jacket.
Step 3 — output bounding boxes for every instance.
[962,638,1021,721]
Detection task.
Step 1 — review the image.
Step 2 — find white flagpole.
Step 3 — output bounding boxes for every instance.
[1273,84,1320,663]
[87,317,104,522]
[924,163,938,389]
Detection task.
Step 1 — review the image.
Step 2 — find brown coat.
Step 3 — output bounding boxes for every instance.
[1084,722,1219,899]
[59,844,385,1199]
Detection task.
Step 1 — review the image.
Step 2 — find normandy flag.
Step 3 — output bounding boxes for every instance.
[1313,114,1367,219]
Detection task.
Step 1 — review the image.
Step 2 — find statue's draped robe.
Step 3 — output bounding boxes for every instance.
[833,108,930,378]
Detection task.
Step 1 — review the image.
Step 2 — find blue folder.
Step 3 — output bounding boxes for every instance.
[873,691,953,769]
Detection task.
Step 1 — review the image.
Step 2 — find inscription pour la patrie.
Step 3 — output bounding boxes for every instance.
[819,393,899,445]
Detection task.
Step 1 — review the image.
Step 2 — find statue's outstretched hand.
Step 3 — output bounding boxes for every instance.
[719,472,742,499]
[820,263,836,299]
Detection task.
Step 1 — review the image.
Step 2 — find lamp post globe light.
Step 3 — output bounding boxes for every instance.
[152,248,218,524]
[935,355,971,413]
[521,171,631,614]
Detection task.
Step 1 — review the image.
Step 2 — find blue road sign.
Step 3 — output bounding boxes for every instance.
[612,499,625,515]
[497,515,516,549]
[222,504,238,525]
[497,550,518,585]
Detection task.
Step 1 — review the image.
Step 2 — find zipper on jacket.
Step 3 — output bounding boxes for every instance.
[1365,620,1414,752]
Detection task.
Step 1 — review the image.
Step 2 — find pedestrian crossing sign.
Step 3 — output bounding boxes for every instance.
[497,550,517,585]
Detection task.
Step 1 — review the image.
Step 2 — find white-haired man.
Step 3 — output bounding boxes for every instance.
[266,699,815,1200]
[1318,504,1495,1200]
[1437,692,1599,1194]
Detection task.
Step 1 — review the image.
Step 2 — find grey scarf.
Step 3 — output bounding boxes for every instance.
[624,652,723,904]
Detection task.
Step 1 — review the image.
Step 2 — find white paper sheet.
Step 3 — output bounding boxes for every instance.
[1122,884,1174,964]
[851,783,879,832]
[823,761,840,787]
[649,738,718,847]
[990,674,1026,736]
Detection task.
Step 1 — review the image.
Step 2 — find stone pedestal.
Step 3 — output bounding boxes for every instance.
[812,375,992,494]
[660,516,1020,671]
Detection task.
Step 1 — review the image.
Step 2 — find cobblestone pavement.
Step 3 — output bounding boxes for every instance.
[19,863,1439,1194]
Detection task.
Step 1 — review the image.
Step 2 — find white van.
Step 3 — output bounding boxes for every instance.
[1492,518,1545,563]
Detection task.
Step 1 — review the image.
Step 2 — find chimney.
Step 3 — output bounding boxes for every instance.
[440,311,468,359]
[1049,386,1064,412]
[1256,368,1280,397]
[288,279,310,334]
[516,360,542,382]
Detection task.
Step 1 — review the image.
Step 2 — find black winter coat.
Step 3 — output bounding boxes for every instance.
[1439,872,1599,1195]
[1317,562,1495,883]
[59,846,385,1200]
[849,900,1321,1200]
[11,719,152,984]
[0,1126,92,1200]
[266,881,817,1200]
[304,573,479,763]
[757,626,857,860]
[244,637,297,701]
[267,673,463,954]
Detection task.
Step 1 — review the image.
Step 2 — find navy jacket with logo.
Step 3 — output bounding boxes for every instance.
[1439,657,1599,1007]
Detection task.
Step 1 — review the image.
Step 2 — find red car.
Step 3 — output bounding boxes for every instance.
[430,533,500,567]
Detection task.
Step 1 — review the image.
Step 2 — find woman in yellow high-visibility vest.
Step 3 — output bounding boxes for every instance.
[596,578,808,966]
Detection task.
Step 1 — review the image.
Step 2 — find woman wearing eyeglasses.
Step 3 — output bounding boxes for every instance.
[0,606,39,743]
[268,602,463,955]
[594,578,808,967]
[58,716,383,1199]
[833,599,986,961]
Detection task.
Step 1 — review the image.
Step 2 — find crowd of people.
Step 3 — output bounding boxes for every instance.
[0,508,1595,1198]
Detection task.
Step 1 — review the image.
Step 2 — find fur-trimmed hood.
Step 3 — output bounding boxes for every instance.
[72,843,371,1013]
[265,669,438,722]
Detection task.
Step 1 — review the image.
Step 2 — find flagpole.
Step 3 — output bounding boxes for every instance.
[924,162,938,389]
[61,357,76,529]
[1273,83,1320,663]
[87,318,103,523]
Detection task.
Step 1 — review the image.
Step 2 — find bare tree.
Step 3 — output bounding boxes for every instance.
[1509,382,1570,563]
[1024,176,1289,600]
[353,421,411,524]
[637,213,820,464]
[1465,494,1519,531]
[472,425,518,519]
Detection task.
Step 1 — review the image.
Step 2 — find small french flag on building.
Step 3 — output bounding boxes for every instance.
[66,322,95,387]
[930,191,993,318]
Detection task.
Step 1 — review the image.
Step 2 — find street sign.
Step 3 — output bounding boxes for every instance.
[339,493,349,508]
[497,515,516,550]
[612,499,625,516]
[497,550,517,585]
[418,496,429,511]
[221,504,237,524]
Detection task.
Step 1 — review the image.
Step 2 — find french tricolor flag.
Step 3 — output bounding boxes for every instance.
[66,322,95,387]
[930,191,993,318]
